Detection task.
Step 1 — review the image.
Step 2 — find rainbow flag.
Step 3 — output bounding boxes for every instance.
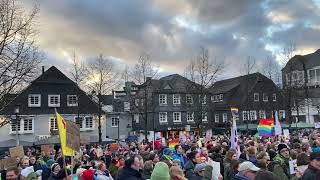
[257,118,274,137]
[168,139,180,150]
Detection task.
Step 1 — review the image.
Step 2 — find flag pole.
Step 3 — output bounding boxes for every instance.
[55,108,68,177]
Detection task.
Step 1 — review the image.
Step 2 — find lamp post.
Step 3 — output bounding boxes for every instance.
[14,105,20,146]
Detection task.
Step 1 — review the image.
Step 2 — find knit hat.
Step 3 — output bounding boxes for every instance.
[277,143,289,153]
[151,162,170,180]
[310,152,320,161]
[194,163,207,172]
[81,169,94,180]
[51,163,60,172]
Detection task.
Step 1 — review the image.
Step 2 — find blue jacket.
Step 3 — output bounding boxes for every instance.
[172,150,185,169]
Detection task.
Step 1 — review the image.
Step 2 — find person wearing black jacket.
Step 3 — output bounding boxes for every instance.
[117,155,144,180]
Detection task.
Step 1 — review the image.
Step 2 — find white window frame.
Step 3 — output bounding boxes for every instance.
[215,114,219,123]
[124,102,130,111]
[67,95,78,107]
[202,112,208,122]
[242,111,249,121]
[308,67,320,85]
[134,114,139,123]
[173,112,181,123]
[187,112,194,122]
[223,113,227,122]
[159,112,168,123]
[48,95,60,107]
[200,95,206,105]
[49,117,58,130]
[111,117,119,127]
[84,116,94,129]
[250,110,257,120]
[186,94,193,104]
[28,94,41,107]
[173,94,181,105]
[263,93,268,102]
[159,94,167,105]
[74,116,83,129]
[272,93,277,102]
[259,110,266,119]
[254,93,259,102]
[10,117,34,134]
[219,94,223,102]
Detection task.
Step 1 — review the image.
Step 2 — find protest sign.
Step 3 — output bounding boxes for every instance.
[283,129,290,138]
[315,122,320,129]
[0,158,17,169]
[9,146,24,158]
[289,159,297,174]
[66,120,80,152]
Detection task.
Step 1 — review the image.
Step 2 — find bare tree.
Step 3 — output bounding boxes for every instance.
[86,54,120,143]
[131,53,159,84]
[242,56,257,75]
[0,0,41,110]
[70,51,86,87]
[184,46,224,135]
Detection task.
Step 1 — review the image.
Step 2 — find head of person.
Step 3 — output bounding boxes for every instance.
[149,153,160,163]
[309,152,320,170]
[144,160,154,174]
[6,167,20,180]
[201,147,208,156]
[20,157,30,169]
[278,144,290,159]
[254,170,279,180]
[231,159,240,173]
[296,152,310,166]
[29,156,37,165]
[175,145,184,154]
[97,161,107,171]
[125,155,141,171]
[194,163,206,177]
[226,150,237,161]
[137,155,144,170]
[169,165,186,180]
[51,163,61,175]
[256,159,268,169]
[238,161,260,180]
[257,151,270,161]
[247,146,257,157]
[80,169,94,180]
[151,162,170,180]
[187,151,201,164]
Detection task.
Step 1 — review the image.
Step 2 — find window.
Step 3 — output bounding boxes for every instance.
[11,118,33,133]
[242,111,249,121]
[259,110,266,119]
[28,94,41,107]
[186,94,193,104]
[75,117,83,129]
[187,112,194,122]
[215,114,219,123]
[173,94,181,105]
[111,117,119,127]
[263,93,268,102]
[250,111,257,120]
[223,113,227,122]
[219,94,223,102]
[135,99,139,107]
[200,95,206,105]
[272,93,277,102]
[288,71,304,86]
[50,117,58,130]
[173,112,181,122]
[67,95,78,106]
[279,110,286,119]
[308,68,320,85]
[85,116,93,129]
[124,102,130,111]
[254,93,259,102]
[202,112,208,121]
[159,112,167,123]
[48,95,60,107]
[159,94,167,105]
[134,114,139,123]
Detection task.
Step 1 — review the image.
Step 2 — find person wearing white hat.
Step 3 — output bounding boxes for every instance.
[234,161,260,180]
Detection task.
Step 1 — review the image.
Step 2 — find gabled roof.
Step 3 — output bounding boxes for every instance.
[282,49,320,71]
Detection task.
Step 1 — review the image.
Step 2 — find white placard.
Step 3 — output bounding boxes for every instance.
[283,129,290,137]
[315,122,320,129]
[289,159,297,174]
[207,160,220,180]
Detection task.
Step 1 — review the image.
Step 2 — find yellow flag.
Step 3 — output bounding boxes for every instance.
[55,111,73,156]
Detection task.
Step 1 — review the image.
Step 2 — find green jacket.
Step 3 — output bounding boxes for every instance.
[272,154,293,180]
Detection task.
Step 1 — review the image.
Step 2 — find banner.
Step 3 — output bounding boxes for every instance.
[274,111,282,136]
[0,158,17,169]
[257,118,274,137]
[56,111,74,156]
[230,107,239,151]
[65,120,80,152]
[9,146,24,158]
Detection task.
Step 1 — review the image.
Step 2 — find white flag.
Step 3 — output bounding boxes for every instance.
[274,111,282,136]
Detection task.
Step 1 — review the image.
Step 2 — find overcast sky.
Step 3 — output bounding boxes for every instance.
[23,0,320,79]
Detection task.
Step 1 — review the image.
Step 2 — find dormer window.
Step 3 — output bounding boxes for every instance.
[28,94,41,107]
[48,95,60,107]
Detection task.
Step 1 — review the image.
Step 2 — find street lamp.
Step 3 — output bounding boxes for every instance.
[14,104,20,146]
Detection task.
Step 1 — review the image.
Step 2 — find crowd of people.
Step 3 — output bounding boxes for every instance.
[1,129,320,180]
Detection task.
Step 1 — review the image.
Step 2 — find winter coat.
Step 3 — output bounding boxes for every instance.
[184,159,195,179]
[210,152,224,175]
[95,169,114,180]
[272,154,293,180]
[116,166,144,180]
[48,172,60,180]
[142,170,152,180]
[190,174,203,180]
[301,165,320,180]
[172,150,185,169]
[234,174,250,180]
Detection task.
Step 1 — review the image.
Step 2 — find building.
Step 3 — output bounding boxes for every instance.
[282,49,320,125]
[209,72,285,132]
[0,66,103,147]
[129,74,210,140]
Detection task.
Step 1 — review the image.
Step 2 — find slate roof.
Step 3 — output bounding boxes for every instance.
[0,66,99,115]
[282,49,320,72]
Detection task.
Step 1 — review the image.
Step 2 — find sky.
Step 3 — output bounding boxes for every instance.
[22,0,320,79]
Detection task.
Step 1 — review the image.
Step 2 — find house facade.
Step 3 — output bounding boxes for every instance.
[0,66,104,147]
[209,73,285,132]
[282,49,320,125]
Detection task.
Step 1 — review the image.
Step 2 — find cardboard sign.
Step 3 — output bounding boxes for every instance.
[9,146,24,158]
[66,120,80,152]
[283,129,290,138]
[289,159,297,174]
[0,158,18,169]
[41,145,53,156]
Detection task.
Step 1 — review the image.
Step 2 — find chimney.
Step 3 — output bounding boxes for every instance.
[42,66,45,74]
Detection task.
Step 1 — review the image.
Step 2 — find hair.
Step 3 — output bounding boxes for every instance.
[290,150,298,160]
[211,145,222,154]
[187,151,197,160]
[296,153,310,166]
[254,170,279,180]
[256,159,268,169]
[170,166,187,180]
[6,167,19,176]
[247,146,256,157]
[256,151,267,160]
[268,149,277,160]
[231,159,240,172]
[125,155,138,167]
[174,145,181,151]
[143,160,154,172]
[226,150,236,161]
[257,144,265,153]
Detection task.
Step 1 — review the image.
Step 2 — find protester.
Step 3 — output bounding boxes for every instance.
[235,161,260,180]
[272,143,292,180]
[184,151,201,179]
[170,165,187,180]
[254,170,279,180]
[95,160,114,180]
[190,163,206,180]
[172,145,185,169]
[6,167,20,180]
[117,155,144,180]
[150,162,170,180]
[302,152,320,180]
[142,160,153,179]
